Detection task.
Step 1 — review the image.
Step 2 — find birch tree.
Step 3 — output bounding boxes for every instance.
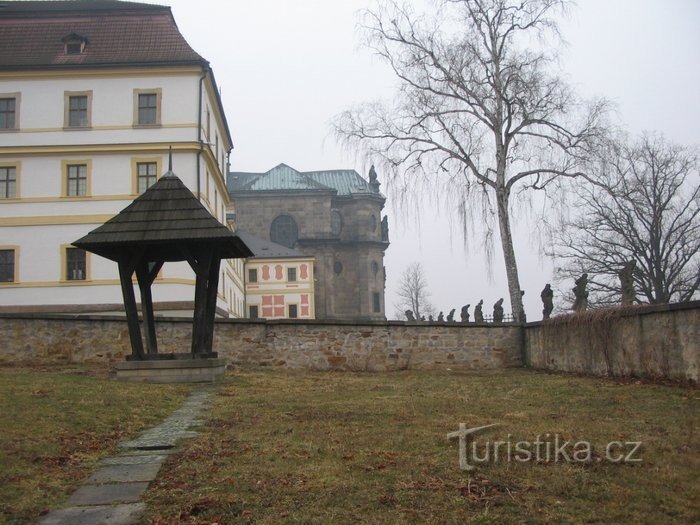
[334,0,607,320]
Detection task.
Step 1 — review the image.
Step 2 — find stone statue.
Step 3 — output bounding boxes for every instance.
[493,298,504,323]
[420,316,426,322]
[540,284,554,320]
[619,260,636,306]
[517,290,527,323]
[428,315,434,323]
[474,300,484,323]
[405,310,415,322]
[460,304,470,323]
[368,165,380,193]
[381,216,389,242]
[446,309,455,322]
[572,273,589,312]
[437,311,444,323]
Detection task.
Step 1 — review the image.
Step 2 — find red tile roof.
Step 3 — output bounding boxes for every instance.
[0,1,207,70]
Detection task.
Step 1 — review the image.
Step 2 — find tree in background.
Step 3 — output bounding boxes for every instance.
[334,0,608,321]
[394,262,435,320]
[551,132,700,305]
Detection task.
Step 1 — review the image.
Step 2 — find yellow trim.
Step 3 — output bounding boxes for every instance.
[0,161,20,199]
[61,243,91,282]
[0,66,203,80]
[60,159,93,197]
[0,214,113,227]
[63,90,93,129]
[2,277,197,289]
[132,88,163,127]
[0,194,133,204]
[0,92,21,132]
[0,141,203,157]
[12,123,195,134]
[131,156,162,195]
[0,244,20,284]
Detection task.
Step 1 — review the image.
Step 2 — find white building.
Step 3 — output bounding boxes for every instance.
[0,0,245,316]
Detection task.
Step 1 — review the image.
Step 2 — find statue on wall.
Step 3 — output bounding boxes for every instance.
[540,284,554,320]
[446,309,455,322]
[405,310,415,321]
[460,304,470,322]
[493,298,504,323]
[619,260,636,305]
[381,216,389,242]
[428,315,434,323]
[572,273,589,312]
[420,316,426,322]
[474,300,484,323]
[368,165,381,193]
[437,311,445,322]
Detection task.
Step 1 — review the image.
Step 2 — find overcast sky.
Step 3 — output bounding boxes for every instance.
[159,0,699,319]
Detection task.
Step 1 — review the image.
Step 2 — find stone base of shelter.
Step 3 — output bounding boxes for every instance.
[115,357,227,383]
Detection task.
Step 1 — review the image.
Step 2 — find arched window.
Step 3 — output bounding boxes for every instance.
[331,209,342,235]
[270,215,298,248]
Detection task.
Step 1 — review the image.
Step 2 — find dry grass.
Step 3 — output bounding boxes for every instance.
[0,365,193,525]
[143,368,699,524]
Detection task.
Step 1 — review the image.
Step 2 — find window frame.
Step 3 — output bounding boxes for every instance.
[288,304,298,319]
[248,268,258,283]
[270,214,299,248]
[61,160,91,198]
[136,161,158,194]
[372,292,382,313]
[0,164,18,199]
[0,93,20,131]
[0,247,18,283]
[64,91,92,129]
[131,157,161,195]
[287,267,297,282]
[133,88,162,127]
[249,305,259,319]
[62,245,89,282]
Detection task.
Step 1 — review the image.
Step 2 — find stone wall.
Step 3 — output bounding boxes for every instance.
[524,301,699,382]
[0,315,522,371]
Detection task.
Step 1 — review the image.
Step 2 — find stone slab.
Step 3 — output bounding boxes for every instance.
[86,462,162,484]
[67,482,150,506]
[37,503,145,525]
[100,454,168,466]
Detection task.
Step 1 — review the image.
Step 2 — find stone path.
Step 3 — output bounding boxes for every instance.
[38,388,212,525]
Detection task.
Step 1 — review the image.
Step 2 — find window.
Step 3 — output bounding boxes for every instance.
[249,305,259,319]
[288,304,298,319]
[138,94,157,124]
[66,164,87,196]
[66,248,86,281]
[68,95,88,127]
[0,249,15,282]
[371,261,379,276]
[137,162,157,193]
[331,209,342,235]
[333,261,343,275]
[206,108,211,139]
[62,33,87,55]
[133,89,161,126]
[248,268,258,283]
[0,166,16,199]
[270,215,298,248]
[287,267,296,282]
[0,95,19,130]
[369,214,377,232]
[373,292,381,313]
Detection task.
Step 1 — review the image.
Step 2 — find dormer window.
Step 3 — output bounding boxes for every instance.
[62,33,87,55]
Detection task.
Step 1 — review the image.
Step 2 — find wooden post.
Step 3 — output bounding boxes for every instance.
[202,251,221,355]
[191,250,212,356]
[135,260,163,356]
[118,258,144,360]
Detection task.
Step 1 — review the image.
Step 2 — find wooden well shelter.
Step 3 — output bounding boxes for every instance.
[73,166,252,361]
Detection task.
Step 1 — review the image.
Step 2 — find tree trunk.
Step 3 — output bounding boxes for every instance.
[496,188,525,322]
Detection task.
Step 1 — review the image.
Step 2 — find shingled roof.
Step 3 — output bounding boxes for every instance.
[73,172,252,262]
[0,0,206,69]
[235,230,307,259]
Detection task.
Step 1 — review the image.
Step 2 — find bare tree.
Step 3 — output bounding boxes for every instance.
[394,262,435,319]
[551,132,700,305]
[334,0,607,321]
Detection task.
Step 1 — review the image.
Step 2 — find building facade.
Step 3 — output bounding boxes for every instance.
[0,1,245,316]
[236,231,315,320]
[228,163,389,321]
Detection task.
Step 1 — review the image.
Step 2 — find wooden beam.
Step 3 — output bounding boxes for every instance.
[136,261,158,356]
[118,258,144,360]
[191,249,212,356]
[202,250,221,355]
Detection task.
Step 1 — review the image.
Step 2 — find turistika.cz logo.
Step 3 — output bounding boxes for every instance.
[447,423,642,471]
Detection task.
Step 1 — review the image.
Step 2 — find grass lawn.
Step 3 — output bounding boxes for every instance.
[143,369,698,524]
[0,365,193,525]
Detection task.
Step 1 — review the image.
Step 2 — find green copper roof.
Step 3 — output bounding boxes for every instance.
[228,163,380,197]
